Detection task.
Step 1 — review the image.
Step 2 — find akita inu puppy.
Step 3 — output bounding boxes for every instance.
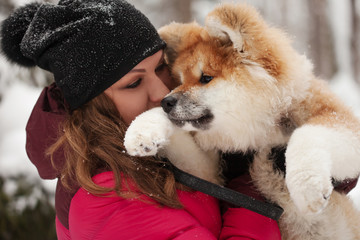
[124,3,360,239]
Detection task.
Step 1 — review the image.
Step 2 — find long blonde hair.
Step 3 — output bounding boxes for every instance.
[48,93,182,208]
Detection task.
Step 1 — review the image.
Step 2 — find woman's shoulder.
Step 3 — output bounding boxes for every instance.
[68,171,222,239]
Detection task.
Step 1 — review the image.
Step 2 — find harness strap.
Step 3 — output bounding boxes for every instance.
[168,162,284,221]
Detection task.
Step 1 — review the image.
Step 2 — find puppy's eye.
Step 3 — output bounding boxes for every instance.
[200,73,213,84]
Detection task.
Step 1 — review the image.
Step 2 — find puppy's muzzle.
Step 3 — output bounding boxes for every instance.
[160,92,214,130]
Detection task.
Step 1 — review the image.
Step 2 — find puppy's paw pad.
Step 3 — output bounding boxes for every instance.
[124,130,168,156]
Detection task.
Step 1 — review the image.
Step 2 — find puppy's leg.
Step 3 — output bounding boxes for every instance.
[250,149,354,240]
[286,125,360,215]
[250,149,310,240]
[250,149,288,206]
[161,130,222,184]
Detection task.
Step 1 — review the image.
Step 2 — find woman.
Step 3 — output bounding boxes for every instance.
[1,0,281,239]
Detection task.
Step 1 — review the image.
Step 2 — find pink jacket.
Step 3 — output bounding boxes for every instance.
[56,171,281,240]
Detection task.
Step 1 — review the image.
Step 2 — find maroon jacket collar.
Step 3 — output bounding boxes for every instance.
[25,83,79,229]
[25,83,67,179]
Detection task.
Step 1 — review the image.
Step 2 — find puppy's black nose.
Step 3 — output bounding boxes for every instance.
[161,96,177,113]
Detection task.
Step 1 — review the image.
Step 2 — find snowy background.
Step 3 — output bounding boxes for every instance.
[0,0,359,213]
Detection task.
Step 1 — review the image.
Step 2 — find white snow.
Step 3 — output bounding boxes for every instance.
[0,82,57,196]
[10,0,31,7]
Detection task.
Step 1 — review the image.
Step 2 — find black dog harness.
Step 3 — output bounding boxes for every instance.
[169,162,284,221]
[164,152,284,221]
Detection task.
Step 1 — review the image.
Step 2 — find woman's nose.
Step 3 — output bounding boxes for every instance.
[148,75,170,103]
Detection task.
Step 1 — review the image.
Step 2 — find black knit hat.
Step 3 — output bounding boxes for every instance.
[1,0,166,110]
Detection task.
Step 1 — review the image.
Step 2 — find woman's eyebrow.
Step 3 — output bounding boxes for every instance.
[129,69,146,73]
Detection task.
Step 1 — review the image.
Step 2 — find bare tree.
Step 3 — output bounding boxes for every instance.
[131,0,193,28]
[170,0,192,23]
[307,0,337,79]
[351,0,360,84]
[0,0,14,16]
[280,0,288,26]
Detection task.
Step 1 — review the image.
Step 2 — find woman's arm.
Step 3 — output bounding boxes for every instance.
[220,208,281,240]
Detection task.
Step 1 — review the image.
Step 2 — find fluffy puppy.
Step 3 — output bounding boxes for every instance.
[125,3,360,239]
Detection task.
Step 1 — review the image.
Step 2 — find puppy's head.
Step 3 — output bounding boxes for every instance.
[159,4,313,149]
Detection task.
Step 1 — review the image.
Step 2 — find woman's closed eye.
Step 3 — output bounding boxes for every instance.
[126,78,142,89]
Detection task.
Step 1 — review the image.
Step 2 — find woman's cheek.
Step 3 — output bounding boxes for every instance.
[126,101,149,124]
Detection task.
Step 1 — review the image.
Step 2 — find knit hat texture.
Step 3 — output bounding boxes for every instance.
[1,0,166,110]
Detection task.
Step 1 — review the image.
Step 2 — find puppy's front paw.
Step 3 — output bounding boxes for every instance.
[124,108,174,156]
[286,171,333,215]
[125,129,167,156]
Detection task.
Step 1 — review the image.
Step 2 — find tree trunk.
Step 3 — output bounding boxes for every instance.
[159,0,192,25]
[306,0,337,79]
[351,0,360,84]
[0,0,14,16]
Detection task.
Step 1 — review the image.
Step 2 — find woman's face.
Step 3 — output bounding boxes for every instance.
[104,50,175,125]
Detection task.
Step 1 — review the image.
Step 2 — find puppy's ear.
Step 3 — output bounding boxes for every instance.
[159,22,203,66]
[205,10,244,52]
[158,23,183,67]
[205,3,293,78]
[205,3,265,54]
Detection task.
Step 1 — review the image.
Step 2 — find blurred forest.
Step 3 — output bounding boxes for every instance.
[1,0,360,93]
[131,0,360,83]
[0,0,359,239]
